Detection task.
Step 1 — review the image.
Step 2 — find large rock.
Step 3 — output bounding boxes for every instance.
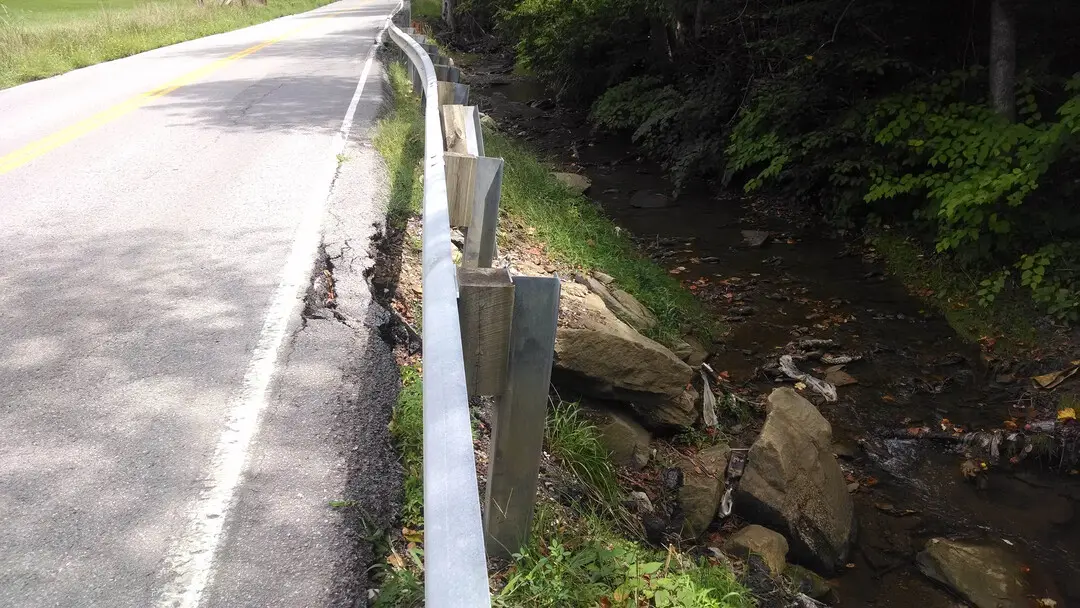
[588,406,651,470]
[552,172,592,195]
[735,388,855,574]
[679,443,731,538]
[723,525,789,576]
[574,274,658,332]
[917,539,1028,608]
[671,334,709,368]
[555,283,697,429]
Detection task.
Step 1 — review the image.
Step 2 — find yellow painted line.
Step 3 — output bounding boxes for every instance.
[0,17,326,176]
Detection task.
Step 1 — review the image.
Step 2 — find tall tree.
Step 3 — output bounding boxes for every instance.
[989,0,1016,121]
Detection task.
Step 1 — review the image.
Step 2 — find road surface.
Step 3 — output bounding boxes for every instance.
[0,1,404,606]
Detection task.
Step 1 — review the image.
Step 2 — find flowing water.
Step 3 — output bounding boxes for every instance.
[464,58,1080,607]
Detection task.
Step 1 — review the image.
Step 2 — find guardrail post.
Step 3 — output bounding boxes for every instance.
[483,276,561,559]
[437,82,470,107]
[457,268,514,396]
[462,158,503,268]
[434,64,461,83]
[444,152,476,227]
[442,105,483,155]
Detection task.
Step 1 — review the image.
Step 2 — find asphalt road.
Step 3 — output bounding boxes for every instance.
[0,1,403,606]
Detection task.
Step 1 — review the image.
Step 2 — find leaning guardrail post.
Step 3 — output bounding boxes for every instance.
[444,152,477,227]
[483,276,561,558]
[434,64,461,83]
[462,158,503,268]
[386,22,490,607]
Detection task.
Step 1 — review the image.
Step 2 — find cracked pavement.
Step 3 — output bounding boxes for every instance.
[0,1,403,606]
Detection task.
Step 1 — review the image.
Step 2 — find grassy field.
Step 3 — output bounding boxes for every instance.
[0,0,334,89]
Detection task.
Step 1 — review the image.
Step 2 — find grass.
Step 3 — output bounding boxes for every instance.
[545,400,623,508]
[373,62,424,229]
[388,363,424,529]
[871,232,1041,353]
[411,0,440,22]
[485,129,710,343]
[0,0,333,89]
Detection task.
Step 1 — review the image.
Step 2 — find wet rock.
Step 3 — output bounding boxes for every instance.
[552,172,592,195]
[630,190,671,208]
[786,564,831,600]
[735,388,856,574]
[555,283,696,429]
[679,443,731,538]
[789,594,828,608]
[723,525,789,576]
[588,405,651,470]
[825,369,857,387]
[574,274,658,332]
[916,538,1028,608]
[742,230,772,247]
[671,334,709,368]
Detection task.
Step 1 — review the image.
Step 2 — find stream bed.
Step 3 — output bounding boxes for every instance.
[462,55,1080,607]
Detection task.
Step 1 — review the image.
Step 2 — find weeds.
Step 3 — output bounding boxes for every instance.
[0,0,333,89]
[545,400,623,508]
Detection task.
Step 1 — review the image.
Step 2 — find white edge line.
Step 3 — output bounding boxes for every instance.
[155,8,396,608]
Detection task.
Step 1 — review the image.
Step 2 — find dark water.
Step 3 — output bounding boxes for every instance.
[466,62,1080,607]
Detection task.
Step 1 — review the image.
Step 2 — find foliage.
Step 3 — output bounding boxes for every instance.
[495,512,752,608]
[0,0,334,88]
[483,0,1080,323]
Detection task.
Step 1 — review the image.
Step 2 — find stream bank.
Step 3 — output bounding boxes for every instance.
[458,52,1080,607]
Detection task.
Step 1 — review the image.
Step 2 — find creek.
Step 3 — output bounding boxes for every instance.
[462,54,1080,607]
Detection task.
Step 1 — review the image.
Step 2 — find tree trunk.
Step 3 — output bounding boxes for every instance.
[989,0,1016,121]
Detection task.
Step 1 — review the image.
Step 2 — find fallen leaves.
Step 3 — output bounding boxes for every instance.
[1058,407,1076,422]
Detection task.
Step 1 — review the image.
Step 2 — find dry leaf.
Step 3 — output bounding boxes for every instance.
[1058,407,1076,422]
[387,552,405,570]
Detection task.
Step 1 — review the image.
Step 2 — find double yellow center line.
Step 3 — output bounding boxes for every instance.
[0,16,326,176]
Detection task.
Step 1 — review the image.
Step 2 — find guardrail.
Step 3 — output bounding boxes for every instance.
[385,15,492,608]
[384,6,561,607]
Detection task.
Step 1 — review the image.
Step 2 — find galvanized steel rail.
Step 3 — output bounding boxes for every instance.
[385,18,492,608]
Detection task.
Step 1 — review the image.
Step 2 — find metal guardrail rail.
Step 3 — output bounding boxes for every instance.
[385,15,492,608]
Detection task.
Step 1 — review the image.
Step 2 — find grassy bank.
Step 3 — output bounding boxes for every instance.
[372,61,748,606]
[0,0,333,89]
[871,232,1042,353]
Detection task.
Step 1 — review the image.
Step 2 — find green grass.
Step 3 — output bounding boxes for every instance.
[373,62,424,229]
[485,130,710,344]
[871,232,1040,352]
[545,400,623,509]
[388,363,424,529]
[0,0,333,89]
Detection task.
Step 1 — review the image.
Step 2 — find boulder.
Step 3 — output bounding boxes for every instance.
[734,388,855,574]
[678,443,731,538]
[917,539,1028,608]
[671,334,709,368]
[574,274,658,332]
[588,406,651,470]
[630,190,671,208]
[593,271,615,285]
[552,172,592,195]
[786,564,831,600]
[723,525,789,576]
[555,283,697,429]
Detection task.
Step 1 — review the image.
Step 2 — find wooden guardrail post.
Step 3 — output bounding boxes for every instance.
[462,158,503,268]
[483,276,561,559]
[457,268,514,396]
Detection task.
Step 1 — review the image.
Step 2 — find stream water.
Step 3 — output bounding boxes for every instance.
[462,56,1080,607]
